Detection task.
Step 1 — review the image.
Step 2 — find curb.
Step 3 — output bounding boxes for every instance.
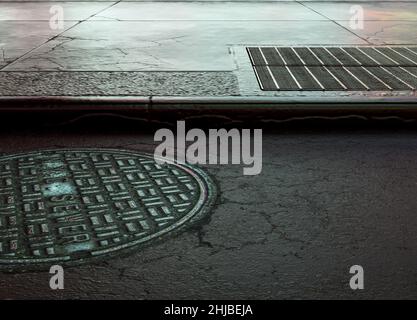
[0,95,416,117]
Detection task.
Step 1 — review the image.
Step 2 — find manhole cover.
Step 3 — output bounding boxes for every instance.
[248,46,417,91]
[0,149,216,271]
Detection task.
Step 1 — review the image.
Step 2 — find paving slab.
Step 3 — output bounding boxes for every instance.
[337,21,417,44]
[2,21,366,71]
[90,2,323,21]
[0,21,78,67]
[303,1,417,21]
[0,2,114,21]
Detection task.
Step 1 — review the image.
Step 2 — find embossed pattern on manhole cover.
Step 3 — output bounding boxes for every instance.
[0,149,216,271]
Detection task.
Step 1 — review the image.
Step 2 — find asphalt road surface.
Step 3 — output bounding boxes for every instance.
[0,116,416,300]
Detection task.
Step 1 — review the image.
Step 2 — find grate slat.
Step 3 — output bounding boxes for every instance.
[247,47,266,65]
[308,67,346,90]
[328,48,361,66]
[346,67,391,90]
[277,47,303,65]
[358,47,396,65]
[327,67,368,90]
[343,47,377,66]
[375,47,414,65]
[405,67,417,77]
[406,47,417,56]
[389,48,417,66]
[294,48,323,66]
[253,66,276,90]
[392,47,417,62]
[289,67,322,90]
[310,47,341,66]
[368,67,412,90]
[248,46,417,91]
[261,48,286,65]
[269,66,300,90]
[385,67,417,90]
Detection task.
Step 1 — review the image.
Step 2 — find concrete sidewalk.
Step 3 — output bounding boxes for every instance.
[0,1,416,109]
[0,1,417,114]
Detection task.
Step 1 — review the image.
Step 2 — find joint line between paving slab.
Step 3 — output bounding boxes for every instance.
[297,1,373,45]
[0,1,122,71]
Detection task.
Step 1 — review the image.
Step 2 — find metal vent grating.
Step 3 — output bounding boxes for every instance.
[247,47,417,91]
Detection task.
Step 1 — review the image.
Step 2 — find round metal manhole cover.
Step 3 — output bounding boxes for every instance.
[0,149,216,271]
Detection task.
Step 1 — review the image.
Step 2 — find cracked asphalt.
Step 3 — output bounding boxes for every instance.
[0,115,417,299]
